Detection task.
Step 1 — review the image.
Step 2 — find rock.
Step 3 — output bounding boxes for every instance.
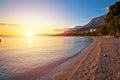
[104,54,108,57]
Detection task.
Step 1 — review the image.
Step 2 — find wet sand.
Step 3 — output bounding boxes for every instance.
[52,37,120,80]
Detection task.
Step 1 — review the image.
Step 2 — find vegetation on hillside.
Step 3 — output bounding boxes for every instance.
[86,1,120,37]
[97,1,120,37]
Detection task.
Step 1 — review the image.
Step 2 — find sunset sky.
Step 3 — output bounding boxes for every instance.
[0,0,115,36]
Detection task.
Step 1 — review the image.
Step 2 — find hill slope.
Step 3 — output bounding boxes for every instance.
[65,15,106,33]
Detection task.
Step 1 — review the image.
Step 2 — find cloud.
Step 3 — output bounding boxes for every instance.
[53,28,70,32]
[0,23,20,26]
[81,18,86,21]
[102,6,109,11]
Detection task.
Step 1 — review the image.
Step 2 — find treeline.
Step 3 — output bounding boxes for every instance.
[97,1,120,37]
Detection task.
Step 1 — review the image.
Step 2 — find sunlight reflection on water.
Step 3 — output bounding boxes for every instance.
[0,36,92,79]
[28,36,32,47]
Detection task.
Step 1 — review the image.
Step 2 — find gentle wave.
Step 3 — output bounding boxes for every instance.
[0,36,92,79]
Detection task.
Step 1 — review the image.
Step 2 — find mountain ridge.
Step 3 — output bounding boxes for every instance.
[64,15,106,33]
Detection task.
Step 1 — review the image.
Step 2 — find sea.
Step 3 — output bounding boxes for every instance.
[0,36,92,80]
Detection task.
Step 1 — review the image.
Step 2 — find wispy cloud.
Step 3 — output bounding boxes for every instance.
[53,28,70,32]
[101,6,109,11]
[81,18,86,22]
[0,23,20,26]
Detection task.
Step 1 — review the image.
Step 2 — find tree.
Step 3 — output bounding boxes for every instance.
[105,1,120,37]
[97,26,108,36]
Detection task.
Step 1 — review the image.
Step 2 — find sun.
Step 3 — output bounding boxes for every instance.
[26,32,33,37]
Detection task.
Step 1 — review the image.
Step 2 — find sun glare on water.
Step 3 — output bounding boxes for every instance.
[26,32,33,47]
[26,32,33,37]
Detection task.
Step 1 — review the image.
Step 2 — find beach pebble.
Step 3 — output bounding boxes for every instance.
[104,54,108,57]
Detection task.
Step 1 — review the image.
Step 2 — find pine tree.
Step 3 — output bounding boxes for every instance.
[105,1,120,37]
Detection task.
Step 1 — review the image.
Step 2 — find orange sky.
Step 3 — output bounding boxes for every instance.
[0,23,65,36]
[0,12,69,36]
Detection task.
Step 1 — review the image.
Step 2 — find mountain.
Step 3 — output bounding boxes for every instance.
[64,15,106,33]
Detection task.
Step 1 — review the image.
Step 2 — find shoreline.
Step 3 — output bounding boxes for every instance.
[12,54,80,80]
[52,37,120,80]
[10,37,120,80]
[11,37,93,80]
[39,38,93,80]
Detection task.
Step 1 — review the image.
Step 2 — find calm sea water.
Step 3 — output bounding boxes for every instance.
[0,36,92,79]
